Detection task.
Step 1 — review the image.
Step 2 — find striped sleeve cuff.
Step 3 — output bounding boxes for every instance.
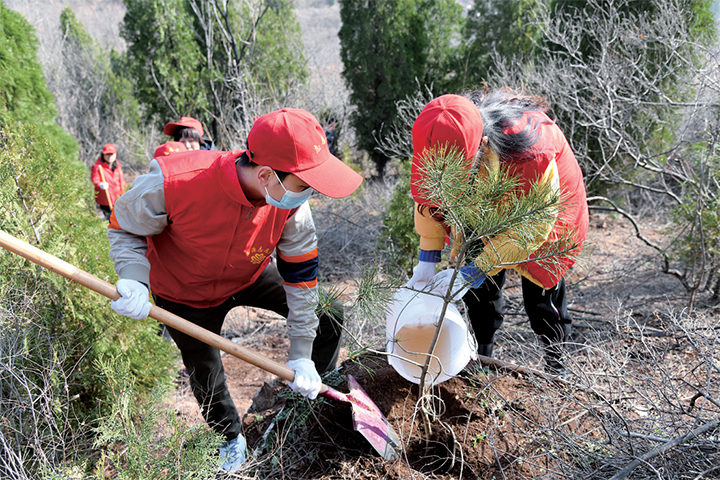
[418,249,442,263]
[277,255,319,288]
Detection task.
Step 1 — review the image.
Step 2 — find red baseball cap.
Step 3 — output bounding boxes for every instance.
[163,116,204,137]
[102,143,117,155]
[154,141,187,158]
[411,95,483,204]
[247,108,363,198]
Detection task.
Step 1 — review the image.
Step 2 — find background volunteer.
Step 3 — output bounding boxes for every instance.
[90,143,126,221]
[163,115,215,151]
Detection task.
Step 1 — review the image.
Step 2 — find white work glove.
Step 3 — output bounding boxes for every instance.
[286,358,322,400]
[99,182,109,190]
[432,269,470,301]
[406,260,438,289]
[111,279,152,319]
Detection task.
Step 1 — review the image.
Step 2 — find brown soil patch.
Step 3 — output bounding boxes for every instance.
[240,352,608,479]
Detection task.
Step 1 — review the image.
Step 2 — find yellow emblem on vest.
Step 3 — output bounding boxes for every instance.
[247,246,272,264]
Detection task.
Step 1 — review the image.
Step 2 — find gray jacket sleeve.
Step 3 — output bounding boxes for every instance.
[277,202,320,360]
[107,160,168,285]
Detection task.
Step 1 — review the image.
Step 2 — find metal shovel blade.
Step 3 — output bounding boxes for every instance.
[320,375,401,461]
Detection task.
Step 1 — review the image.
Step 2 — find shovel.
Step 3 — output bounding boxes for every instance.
[0,230,401,461]
[97,165,114,209]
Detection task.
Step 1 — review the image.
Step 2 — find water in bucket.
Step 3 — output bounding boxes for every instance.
[386,281,476,385]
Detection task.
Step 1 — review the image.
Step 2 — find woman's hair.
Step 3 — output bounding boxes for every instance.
[235,151,290,181]
[466,86,552,165]
[415,87,553,216]
[173,127,202,143]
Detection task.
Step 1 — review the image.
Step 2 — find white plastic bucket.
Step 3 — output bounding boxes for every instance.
[386,283,476,385]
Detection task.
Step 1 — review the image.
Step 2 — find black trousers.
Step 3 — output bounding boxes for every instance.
[98,204,112,221]
[153,260,343,441]
[463,269,572,347]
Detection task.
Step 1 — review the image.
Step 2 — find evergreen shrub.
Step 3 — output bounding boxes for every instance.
[0,120,176,476]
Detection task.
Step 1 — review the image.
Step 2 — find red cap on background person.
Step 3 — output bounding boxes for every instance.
[247,108,363,198]
[163,116,204,137]
[154,141,188,158]
[102,143,117,155]
[411,94,483,205]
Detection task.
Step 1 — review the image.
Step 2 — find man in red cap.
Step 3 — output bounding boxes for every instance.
[163,116,215,151]
[407,91,588,377]
[90,143,127,220]
[106,108,363,472]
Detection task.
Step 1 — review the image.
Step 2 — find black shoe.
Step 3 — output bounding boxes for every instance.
[543,342,568,377]
[545,346,569,378]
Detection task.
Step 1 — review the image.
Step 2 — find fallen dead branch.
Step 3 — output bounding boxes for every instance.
[609,419,720,480]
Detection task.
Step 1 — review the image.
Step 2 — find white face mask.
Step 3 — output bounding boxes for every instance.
[264,170,314,209]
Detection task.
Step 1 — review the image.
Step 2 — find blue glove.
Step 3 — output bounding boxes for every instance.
[459,263,486,289]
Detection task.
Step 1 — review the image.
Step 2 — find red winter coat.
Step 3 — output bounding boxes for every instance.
[91,157,126,206]
[502,112,588,287]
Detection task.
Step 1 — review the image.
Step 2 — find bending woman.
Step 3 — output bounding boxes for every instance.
[407,89,589,375]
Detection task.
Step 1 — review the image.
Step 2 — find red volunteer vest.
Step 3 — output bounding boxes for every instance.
[147,150,292,307]
[506,112,589,288]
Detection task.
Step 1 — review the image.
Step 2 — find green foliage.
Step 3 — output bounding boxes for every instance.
[379,161,419,274]
[256,372,346,462]
[242,2,310,95]
[349,260,399,329]
[338,0,462,176]
[90,357,223,479]
[59,6,93,48]
[121,0,208,123]
[0,3,57,126]
[0,119,176,418]
[460,0,543,89]
[121,0,309,147]
[415,145,575,285]
[59,6,145,169]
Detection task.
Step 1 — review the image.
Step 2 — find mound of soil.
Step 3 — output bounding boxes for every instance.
[241,352,598,479]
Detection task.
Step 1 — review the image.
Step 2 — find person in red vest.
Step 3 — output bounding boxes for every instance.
[153,141,187,159]
[163,116,215,151]
[407,89,589,376]
[90,143,127,220]
[106,108,363,472]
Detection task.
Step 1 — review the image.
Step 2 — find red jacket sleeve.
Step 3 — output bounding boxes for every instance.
[90,160,103,187]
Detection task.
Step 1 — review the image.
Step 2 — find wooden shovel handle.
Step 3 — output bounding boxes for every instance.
[0,230,297,382]
[98,166,113,209]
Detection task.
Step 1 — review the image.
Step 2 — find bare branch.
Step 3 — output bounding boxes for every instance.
[609,419,720,480]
